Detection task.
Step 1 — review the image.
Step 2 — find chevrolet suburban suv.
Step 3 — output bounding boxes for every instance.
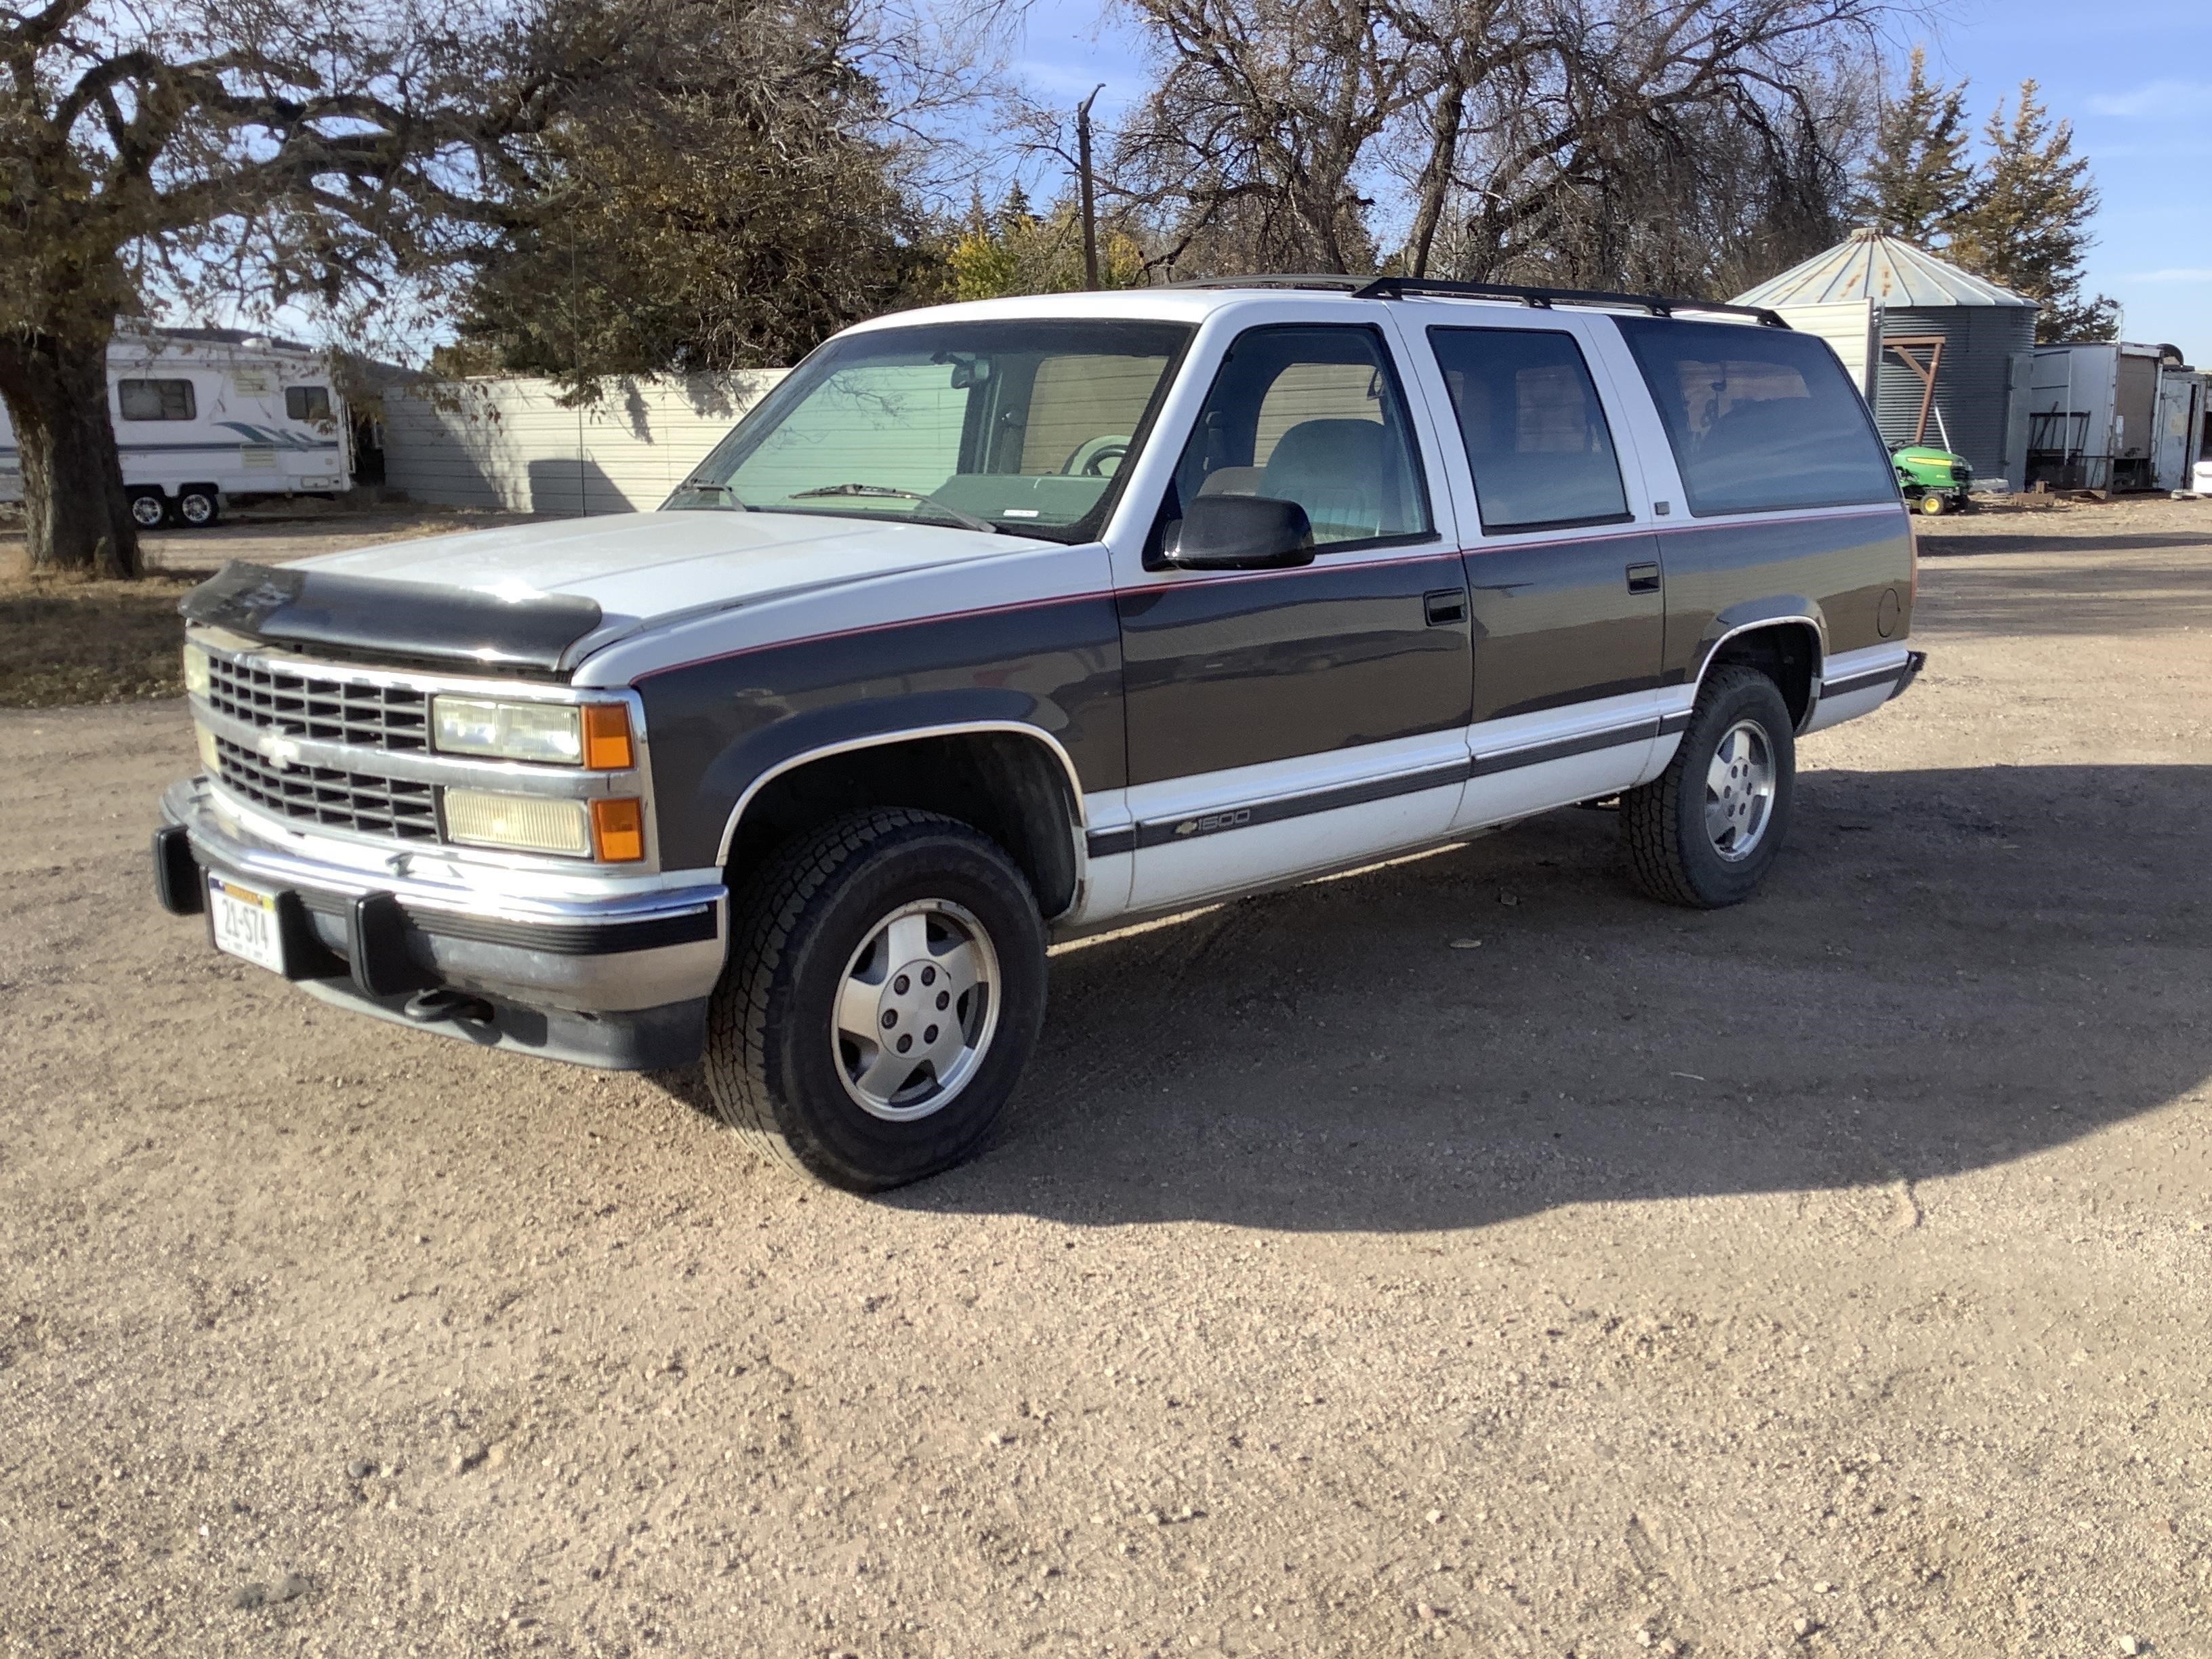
[154,277,1925,1189]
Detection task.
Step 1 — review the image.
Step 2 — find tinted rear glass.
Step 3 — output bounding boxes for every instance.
[1428,327,1631,532]
[1616,319,1897,516]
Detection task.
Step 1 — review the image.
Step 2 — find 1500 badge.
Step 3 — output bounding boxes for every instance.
[1174,808,1254,838]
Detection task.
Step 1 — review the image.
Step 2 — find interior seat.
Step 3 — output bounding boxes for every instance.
[1258,419,1399,544]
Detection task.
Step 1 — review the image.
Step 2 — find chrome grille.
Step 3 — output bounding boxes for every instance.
[204,653,430,752]
[211,735,440,842]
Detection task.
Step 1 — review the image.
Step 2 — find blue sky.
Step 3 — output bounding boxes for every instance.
[1002,0,2212,366]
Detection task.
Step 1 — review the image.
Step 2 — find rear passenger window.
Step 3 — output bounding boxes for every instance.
[1616,319,1897,516]
[1428,328,1631,532]
[118,378,196,422]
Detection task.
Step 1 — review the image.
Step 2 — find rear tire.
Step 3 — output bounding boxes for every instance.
[1622,665,1795,909]
[176,487,220,527]
[703,808,1048,1191]
[127,489,167,529]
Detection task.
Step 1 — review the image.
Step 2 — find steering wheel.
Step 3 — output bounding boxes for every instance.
[1061,435,1132,478]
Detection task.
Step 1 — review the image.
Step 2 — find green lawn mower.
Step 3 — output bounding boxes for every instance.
[1892,443,1973,516]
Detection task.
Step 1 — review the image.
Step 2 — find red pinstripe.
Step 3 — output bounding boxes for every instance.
[630,504,1905,680]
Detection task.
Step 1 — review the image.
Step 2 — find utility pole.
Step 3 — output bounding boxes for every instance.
[1076,84,1105,290]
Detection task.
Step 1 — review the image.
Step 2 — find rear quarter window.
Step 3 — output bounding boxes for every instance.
[1615,319,1898,516]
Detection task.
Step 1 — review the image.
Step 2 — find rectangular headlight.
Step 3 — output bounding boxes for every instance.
[443,789,592,857]
[432,697,583,765]
[182,643,210,697]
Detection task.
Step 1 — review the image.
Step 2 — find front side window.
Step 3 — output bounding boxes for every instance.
[1616,318,1898,516]
[286,385,333,424]
[673,320,1192,541]
[1168,325,1432,549]
[1429,327,1631,533]
[119,378,196,422]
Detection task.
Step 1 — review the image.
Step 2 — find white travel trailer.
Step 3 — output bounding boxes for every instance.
[0,328,352,527]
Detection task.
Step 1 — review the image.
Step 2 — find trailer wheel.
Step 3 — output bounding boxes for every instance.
[175,487,220,528]
[127,489,167,529]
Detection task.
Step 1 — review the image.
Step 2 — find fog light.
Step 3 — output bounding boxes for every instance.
[194,722,220,773]
[443,789,592,857]
[590,797,646,862]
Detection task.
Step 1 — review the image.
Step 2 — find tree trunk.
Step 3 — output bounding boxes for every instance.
[0,328,142,579]
[1406,82,1467,279]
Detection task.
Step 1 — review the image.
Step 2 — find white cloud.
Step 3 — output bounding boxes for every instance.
[2125,268,2212,283]
[2087,80,2212,117]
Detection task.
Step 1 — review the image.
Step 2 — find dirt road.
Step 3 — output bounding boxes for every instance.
[4,501,2211,1658]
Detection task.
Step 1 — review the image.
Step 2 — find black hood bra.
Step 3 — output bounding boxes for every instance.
[180,561,604,676]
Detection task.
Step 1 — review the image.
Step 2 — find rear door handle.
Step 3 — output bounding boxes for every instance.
[1626,562,1662,594]
[1423,588,1467,626]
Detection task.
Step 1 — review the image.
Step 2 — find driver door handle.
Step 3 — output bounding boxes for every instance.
[1626,562,1662,594]
[1423,589,1466,626]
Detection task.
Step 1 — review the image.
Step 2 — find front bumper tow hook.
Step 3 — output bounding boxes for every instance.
[402,988,495,1026]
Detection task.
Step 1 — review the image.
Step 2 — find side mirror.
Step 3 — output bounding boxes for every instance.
[1157,495,1316,571]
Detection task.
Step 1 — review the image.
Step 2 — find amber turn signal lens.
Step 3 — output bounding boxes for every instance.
[591,796,646,862]
[582,703,634,771]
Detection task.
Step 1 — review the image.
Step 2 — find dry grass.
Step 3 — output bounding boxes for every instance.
[0,541,201,708]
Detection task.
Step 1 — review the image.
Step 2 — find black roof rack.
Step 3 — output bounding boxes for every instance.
[1166,272,1788,329]
[1165,274,1369,293]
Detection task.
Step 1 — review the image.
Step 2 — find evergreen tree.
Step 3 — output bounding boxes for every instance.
[1948,81,2119,342]
[1859,47,1973,243]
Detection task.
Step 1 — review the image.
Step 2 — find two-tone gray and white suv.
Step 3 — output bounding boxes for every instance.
[153,277,1925,1189]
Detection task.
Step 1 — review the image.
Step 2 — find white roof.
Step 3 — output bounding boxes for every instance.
[848,281,1778,336]
[1734,230,2036,311]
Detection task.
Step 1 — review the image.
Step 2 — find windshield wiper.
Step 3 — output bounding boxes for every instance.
[671,480,750,510]
[788,483,1001,535]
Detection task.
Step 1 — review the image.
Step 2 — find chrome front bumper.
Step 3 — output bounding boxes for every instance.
[159,777,726,1069]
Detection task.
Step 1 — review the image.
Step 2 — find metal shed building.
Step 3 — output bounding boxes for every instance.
[1734,230,2039,490]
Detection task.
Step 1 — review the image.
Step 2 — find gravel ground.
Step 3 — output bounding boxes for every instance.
[3,497,2211,1659]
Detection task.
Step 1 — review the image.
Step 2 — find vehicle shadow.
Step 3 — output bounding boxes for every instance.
[885,763,2211,1232]
[1917,528,2209,558]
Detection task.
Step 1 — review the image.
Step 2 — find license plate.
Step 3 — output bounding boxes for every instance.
[208,876,287,974]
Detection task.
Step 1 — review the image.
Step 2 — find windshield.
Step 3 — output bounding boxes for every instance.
[667,319,1193,542]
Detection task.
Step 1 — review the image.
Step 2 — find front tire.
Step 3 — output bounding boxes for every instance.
[1622,665,1795,908]
[703,809,1048,1191]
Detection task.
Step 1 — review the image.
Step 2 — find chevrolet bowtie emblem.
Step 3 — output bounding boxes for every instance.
[256,733,302,768]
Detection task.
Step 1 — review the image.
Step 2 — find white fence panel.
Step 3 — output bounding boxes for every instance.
[379,371,786,514]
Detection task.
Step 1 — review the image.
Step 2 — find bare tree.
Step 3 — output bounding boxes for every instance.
[1,0,975,575]
[1110,0,1408,275]
[0,0,563,573]
[1103,0,1887,290]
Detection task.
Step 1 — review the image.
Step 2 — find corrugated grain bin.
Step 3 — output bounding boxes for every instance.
[1735,230,2039,491]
